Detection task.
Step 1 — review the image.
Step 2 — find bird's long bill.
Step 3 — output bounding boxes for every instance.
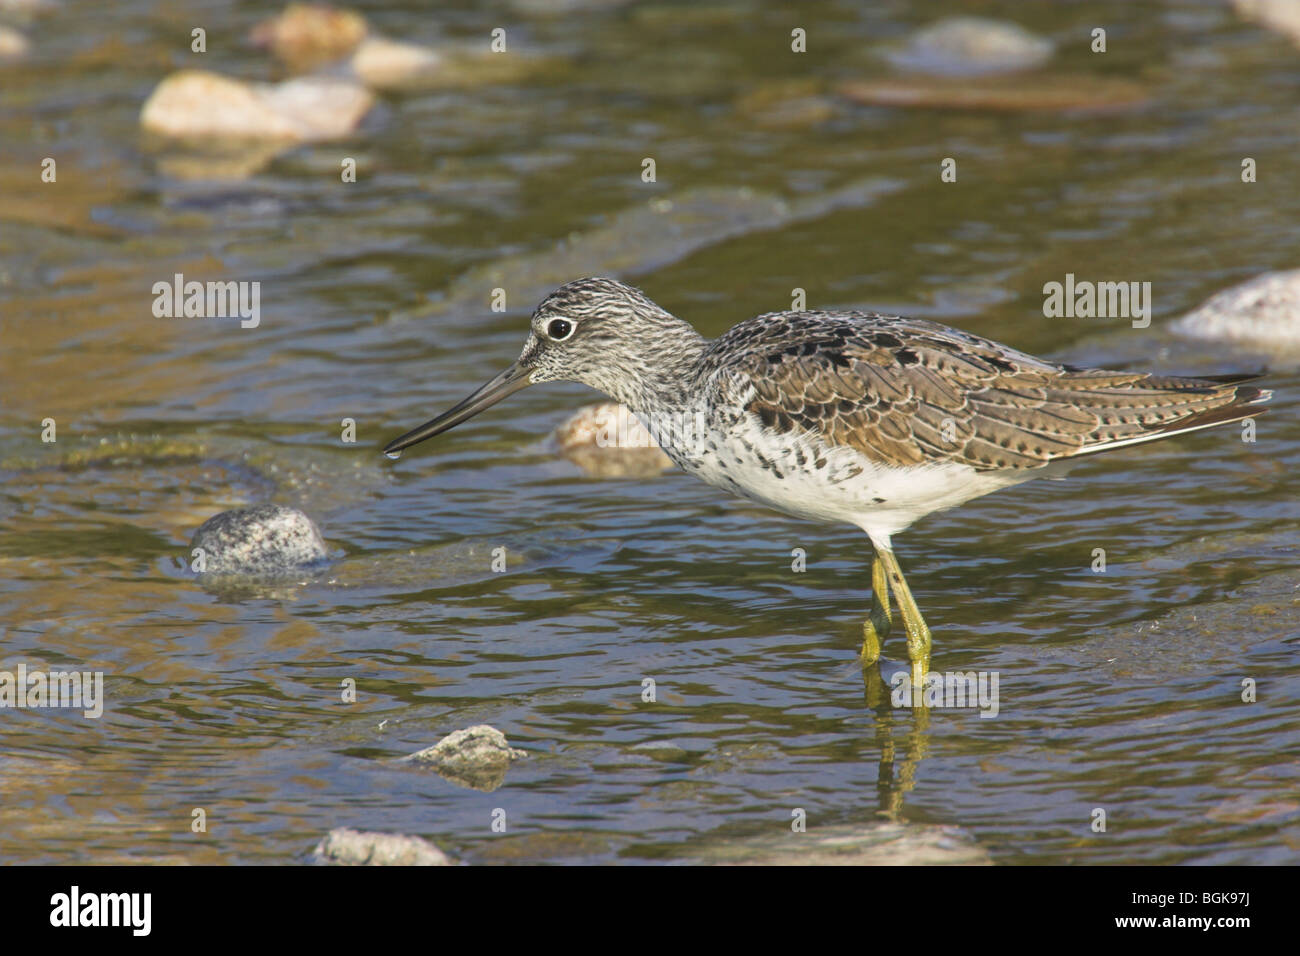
[383,361,533,457]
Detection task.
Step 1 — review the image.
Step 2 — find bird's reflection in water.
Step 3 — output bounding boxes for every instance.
[862,662,930,821]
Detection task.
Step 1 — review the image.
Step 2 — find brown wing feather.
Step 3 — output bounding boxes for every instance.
[710,311,1270,472]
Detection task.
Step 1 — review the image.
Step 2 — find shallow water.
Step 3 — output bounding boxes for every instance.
[0,0,1297,864]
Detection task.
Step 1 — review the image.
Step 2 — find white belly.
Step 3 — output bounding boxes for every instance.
[641,402,1030,545]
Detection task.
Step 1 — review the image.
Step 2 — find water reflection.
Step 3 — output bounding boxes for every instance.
[864,665,932,822]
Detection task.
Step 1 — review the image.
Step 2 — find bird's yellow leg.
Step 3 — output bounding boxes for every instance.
[860,553,892,667]
[877,548,931,684]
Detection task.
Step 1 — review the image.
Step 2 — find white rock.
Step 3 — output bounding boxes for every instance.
[888,17,1054,75]
[1233,0,1300,46]
[1170,270,1300,353]
[140,70,372,143]
[315,828,453,866]
[404,725,526,792]
[258,75,374,141]
[555,402,674,478]
[0,25,28,57]
[348,36,445,89]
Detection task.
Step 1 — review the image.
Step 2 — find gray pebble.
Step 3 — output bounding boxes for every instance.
[887,17,1054,76]
[190,504,329,575]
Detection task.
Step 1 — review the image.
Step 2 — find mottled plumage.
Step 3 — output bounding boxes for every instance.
[709,308,1267,472]
[385,277,1272,678]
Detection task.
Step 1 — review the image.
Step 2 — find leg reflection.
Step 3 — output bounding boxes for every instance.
[863,662,929,821]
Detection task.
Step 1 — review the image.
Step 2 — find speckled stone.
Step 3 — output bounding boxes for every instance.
[314,828,452,866]
[190,504,329,575]
[404,724,527,792]
[1170,270,1300,354]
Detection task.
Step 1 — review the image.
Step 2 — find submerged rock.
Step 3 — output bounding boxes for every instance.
[190,504,330,576]
[555,402,674,478]
[692,821,992,865]
[404,724,526,792]
[150,143,288,181]
[140,69,372,143]
[1041,532,1295,679]
[1169,269,1300,354]
[315,827,453,865]
[885,17,1054,76]
[396,178,900,321]
[839,74,1147,113]
[735,79,836,129]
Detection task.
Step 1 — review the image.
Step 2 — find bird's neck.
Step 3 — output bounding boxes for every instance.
[614,321,710,416]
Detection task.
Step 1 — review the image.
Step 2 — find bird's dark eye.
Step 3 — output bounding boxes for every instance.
[547,318,573,340]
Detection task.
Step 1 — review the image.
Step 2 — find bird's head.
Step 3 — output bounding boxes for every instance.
[383,277,689,457]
